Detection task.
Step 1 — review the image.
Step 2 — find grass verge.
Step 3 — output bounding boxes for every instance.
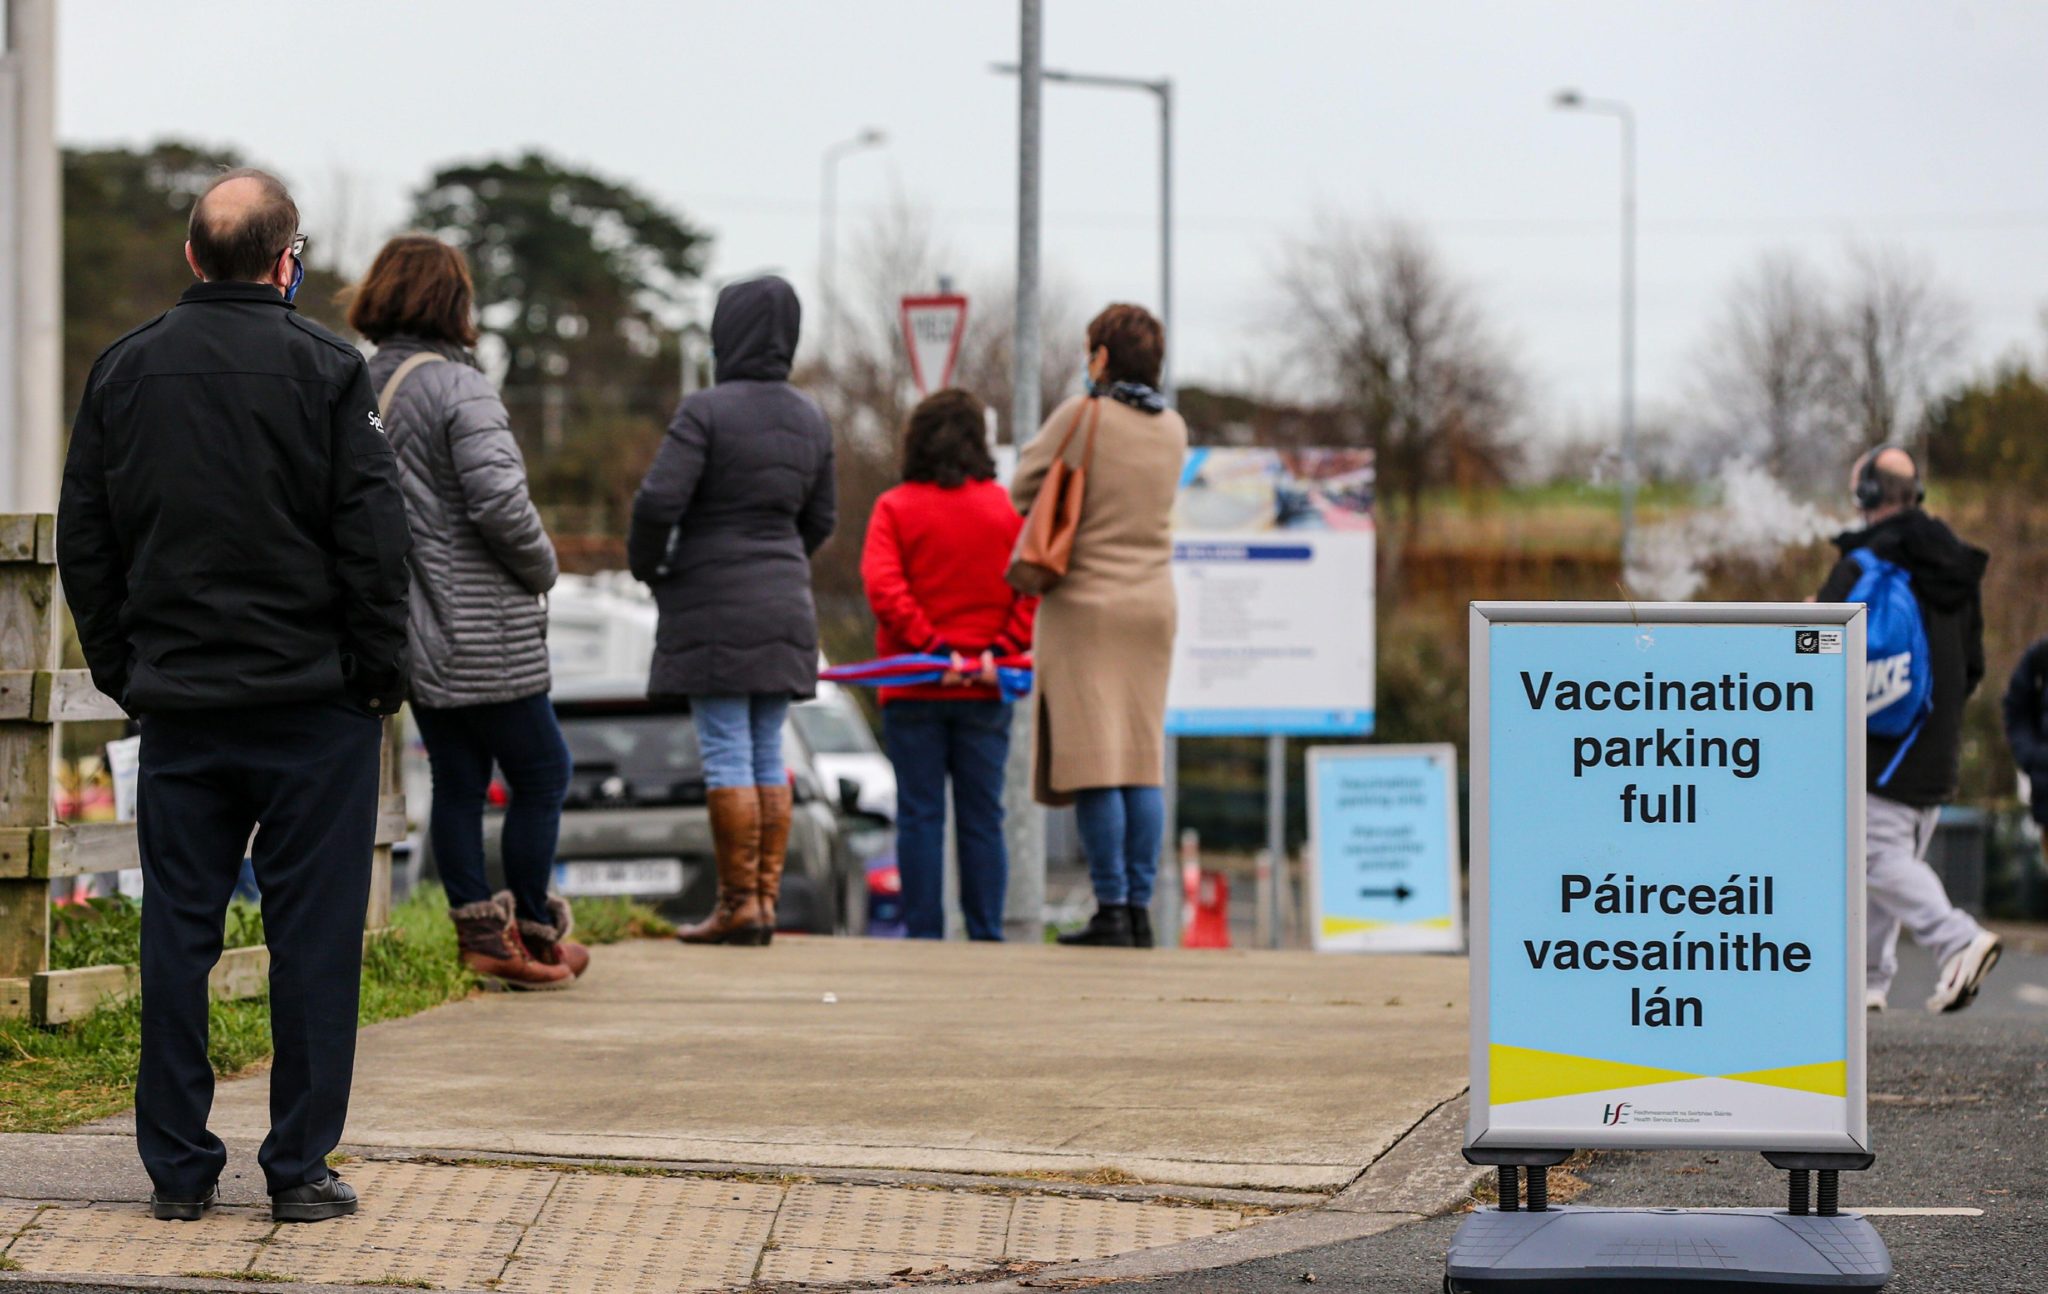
[0,885,665,1134]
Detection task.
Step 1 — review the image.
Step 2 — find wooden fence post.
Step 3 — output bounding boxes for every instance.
[0,516,57,1017]
[0,510,410,1023]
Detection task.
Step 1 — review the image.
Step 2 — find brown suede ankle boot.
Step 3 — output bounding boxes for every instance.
[756,782,795,941]
[451,896,573,990]
[677,787,768,945]
[511,892,591,978]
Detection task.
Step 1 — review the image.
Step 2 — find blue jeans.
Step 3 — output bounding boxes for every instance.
[414,693,570,923]
[694,694,789,789]
[1075,786,1164,907]
[883,700,1011,941]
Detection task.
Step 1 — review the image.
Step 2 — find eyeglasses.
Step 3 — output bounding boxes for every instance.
[282,234,309,261]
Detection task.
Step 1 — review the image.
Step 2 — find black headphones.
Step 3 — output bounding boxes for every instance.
[1854,444,1925,511]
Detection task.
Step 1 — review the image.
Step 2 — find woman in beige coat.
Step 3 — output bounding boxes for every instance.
[1011,304,1187,948]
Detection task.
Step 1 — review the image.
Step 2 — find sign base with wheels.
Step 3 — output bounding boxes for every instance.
[1444,1204,1891,1292]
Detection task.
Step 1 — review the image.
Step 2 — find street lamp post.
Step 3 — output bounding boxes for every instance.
[819,127,886,361]
[991,63,1174,401]
[1553,89,1636,568]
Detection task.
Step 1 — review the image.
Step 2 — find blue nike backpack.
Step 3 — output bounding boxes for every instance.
[1846,547,1934,785]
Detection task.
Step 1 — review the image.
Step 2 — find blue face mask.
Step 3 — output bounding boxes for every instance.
[284,252,304,303]
[1084,370,1104,397]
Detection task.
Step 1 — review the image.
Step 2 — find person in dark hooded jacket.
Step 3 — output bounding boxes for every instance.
[628,276,835,945]
[1816,445,1999,1014]
[2000,637,2048,830]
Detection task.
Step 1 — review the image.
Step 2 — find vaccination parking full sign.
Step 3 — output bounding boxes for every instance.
[1468,603,1869,1155]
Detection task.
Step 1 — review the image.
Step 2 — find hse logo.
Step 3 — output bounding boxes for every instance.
[1866,651,1914,713]
[1793,629,1843,655]
[1601,1102,1632,1126]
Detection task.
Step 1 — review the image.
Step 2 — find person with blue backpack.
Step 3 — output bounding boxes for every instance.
[1817,445,2000,1014]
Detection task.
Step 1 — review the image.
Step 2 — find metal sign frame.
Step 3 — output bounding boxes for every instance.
[899,293,969,396]
[1305,742,1464,954]
[1467,601,1868,1155]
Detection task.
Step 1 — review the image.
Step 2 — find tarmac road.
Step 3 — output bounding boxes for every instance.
[1074,940,2048,1294]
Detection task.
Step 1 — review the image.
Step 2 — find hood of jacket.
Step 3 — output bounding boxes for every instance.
[1832,508,1987,613]
[712,276,801,383]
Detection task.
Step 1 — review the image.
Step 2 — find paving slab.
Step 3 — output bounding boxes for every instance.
[159,938,1469,1192]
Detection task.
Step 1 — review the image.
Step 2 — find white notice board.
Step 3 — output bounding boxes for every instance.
[1165,448,1374,736]
[1468,602,1868,1154]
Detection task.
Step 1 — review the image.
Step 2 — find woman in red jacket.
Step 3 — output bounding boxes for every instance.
[862,389,1036,940]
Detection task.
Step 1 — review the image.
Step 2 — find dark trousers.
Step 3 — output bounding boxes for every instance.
[412,693,570,923]
[883,699,1011,941]
[135,701,380,1198]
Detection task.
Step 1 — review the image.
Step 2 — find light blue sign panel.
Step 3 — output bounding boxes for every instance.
[1469,604,1867,1154]
[1307,744,1463,953]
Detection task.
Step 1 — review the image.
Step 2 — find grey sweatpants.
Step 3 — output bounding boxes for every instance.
[1866,793,1986,996]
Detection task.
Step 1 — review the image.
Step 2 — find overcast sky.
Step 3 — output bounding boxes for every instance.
[56,0,2048,435]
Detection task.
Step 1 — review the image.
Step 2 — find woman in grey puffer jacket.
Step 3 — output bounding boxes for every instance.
[350,235,584,990]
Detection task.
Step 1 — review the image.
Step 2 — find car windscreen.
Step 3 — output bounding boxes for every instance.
[790,701,878,755]
[557,708,705,808]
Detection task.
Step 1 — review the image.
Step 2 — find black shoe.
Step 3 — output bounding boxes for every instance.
[150,1183,218,1221]
[272,1172,359,1223]
[1128,904,1155,949]
[1057,905,1135,947]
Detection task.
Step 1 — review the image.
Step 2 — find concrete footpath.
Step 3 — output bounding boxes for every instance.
[0,938,1477,1292]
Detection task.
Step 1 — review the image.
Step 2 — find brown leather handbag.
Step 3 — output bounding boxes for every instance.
[1006,398,1101,595]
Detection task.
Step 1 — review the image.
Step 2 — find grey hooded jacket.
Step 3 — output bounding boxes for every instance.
[367,336,557,708]
[628,277,836,699]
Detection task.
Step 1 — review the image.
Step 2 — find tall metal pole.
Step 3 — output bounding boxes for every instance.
[1157,78,1173,403]
[1001,0,1046,944]
[818,129,885,364]
[987,55,1179,941]
[1553,91,1637,569]
[1,0,60,513]
[1265,734,1285,950]
[1618,107,1637,571]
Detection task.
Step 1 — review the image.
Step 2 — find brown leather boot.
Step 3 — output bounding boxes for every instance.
[451,896,573,990]
[677,787,768,945]
[756,782,795,940]
[512,892,591,978]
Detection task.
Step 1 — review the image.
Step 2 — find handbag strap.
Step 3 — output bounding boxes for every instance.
[1048,397,1102,472]
[377,351,448,418]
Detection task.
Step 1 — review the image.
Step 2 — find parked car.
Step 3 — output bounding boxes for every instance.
[504,686,860,934]
[414,574,874,934]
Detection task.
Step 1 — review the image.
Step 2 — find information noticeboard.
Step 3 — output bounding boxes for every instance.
[1165,448,1375,737]
[1307,744,1463,953]
[1468,602,1868,1154]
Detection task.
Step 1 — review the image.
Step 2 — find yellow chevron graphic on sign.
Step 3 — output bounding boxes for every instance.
[1489,1045,1852,1104]
[1321,916,1455,935]
[1718,1060,1848,1097]
[1489,1044,1698,1104]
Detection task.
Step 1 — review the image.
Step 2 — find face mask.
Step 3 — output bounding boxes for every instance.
[1083,370,1104,397]
[284,253,304,303]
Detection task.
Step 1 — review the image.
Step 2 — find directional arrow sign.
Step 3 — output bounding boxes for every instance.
[1308,744,1463,954]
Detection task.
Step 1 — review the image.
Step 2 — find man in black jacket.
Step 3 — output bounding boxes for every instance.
[1817,446,1999,1014]
[57,169,410,1223]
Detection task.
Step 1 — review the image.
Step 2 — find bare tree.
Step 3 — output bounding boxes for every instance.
[1691,247,1970,495]
[1275,215,1521,558]
[1693,251,1843,494]
[1829,243,1968,450]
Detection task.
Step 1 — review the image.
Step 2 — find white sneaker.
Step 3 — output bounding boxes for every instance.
[1926,931,2002,1014]
[1865,988,1888,1013]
